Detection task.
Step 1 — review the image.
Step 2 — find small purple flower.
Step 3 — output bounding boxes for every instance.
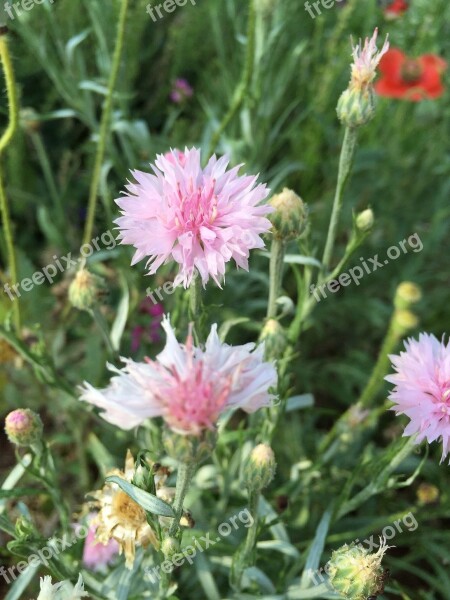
[170,78,193,104]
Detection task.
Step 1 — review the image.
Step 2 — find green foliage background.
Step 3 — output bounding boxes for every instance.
[0,0,449,598]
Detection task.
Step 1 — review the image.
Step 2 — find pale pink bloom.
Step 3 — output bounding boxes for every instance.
[163,149,186,166]
[79,317,277,435]
[81,514,119,571]
[350,28,390,90]
[114,148,272,288]
[386,333,450,463]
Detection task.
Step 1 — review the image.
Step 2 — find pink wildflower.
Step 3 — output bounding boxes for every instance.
[80,514,119,571]
[170,78,193,103]
[386,333,450,463]
[114,148,273,288]
[79,317,277,435]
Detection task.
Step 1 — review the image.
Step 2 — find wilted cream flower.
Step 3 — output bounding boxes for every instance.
[89,451,172,569]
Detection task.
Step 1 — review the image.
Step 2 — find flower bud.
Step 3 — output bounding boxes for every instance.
[269,188,308,241]
[243,444,276,492]
[355,208,374,232]
[394,282,422,310]
[20,108,41,133]
[327,540,390,600]
[68,268,104,311]
[162,429,216,464]
[259,319,288,360]
[337,88,375,128]
[161,536,181,559]
[417,483,439,506]
[392,309,419,335]
[5,409,43,447]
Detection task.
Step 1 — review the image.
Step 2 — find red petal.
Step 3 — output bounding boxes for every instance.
[378,48,406,83]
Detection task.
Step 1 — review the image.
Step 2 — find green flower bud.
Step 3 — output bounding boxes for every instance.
[161,536,181,559]
[259,319,288,360]
[394,282,422,310]
[243,444,276,492]
[337,88,375,128]
[355,208,374,233]
[68,268,104,311]
[162,429,216,464]
[392,309,419,336]
[5,409,43,447]
[327,540,390,600]
[269,188,308,241]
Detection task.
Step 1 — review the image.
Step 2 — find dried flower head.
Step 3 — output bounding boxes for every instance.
[350,28,390,93]
[89,451,169,569]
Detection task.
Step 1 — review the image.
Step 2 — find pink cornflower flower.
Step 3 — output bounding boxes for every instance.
[79,317,277,436]
[349,28,390,92]
[114,148,273,288]
[386,333,450,463]
[170,78,193,104]
[80,514,119,571]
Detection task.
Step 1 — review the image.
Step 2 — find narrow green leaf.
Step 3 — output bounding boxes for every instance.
[105,476,175,518]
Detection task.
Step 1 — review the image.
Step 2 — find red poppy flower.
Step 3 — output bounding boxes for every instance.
[384,0,409,19]
[375,48,447,101]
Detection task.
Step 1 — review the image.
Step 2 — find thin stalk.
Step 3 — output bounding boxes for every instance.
[82,0,129,246]
[207,0,256,156]
[321,127,358,274]
[169,461,196,537]
[189,275,203,322]
[267,238,285,319]
[233,489,259,589]
[0,33,20,332]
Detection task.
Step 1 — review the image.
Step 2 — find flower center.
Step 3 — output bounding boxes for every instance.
[400,59,423,83]
[174,179,217,238]
[112,491,146,527]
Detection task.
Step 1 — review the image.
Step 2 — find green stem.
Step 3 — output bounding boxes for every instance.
[321,127,358,274]
[189,275,203,322]
[242,490,259,558]
[82,0,129,246]
[267,238,285,319]
[234,489,260,589]
[169,461,196,537]
[207,0,256,156]
[0,33,20,332]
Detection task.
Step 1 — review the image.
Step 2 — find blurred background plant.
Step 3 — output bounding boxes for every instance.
[0,0,449,598]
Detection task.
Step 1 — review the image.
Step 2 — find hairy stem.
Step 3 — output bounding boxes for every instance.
[0,32,20,332]
[321,126,358,274]
[267,238,285,319]
[169,461,196,537]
